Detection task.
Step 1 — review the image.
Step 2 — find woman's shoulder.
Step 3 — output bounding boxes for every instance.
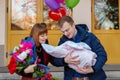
[21,36,35,45]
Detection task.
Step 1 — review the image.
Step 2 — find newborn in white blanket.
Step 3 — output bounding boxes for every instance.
[41,41,97,71]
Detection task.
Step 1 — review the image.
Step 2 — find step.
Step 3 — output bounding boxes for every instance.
[0,66,120,80]
[0,71,120,80]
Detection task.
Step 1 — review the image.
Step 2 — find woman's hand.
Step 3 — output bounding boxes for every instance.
[24,64,37,73]
[75,66,94,74]
[64,50,80,65]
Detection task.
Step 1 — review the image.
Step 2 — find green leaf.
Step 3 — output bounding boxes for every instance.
[33,72,38,78]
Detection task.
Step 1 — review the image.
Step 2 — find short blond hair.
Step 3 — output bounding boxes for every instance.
[58,16,74,28]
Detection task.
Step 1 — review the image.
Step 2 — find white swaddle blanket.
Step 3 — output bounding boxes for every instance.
[41,41,97,71]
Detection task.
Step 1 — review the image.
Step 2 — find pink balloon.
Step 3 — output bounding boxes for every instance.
[56,0,64,3]
[45,0,60,10]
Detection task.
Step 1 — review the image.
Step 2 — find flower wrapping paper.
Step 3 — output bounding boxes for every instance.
[42,41,97,71]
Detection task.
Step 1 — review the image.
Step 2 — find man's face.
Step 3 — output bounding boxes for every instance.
[60,22,75,39]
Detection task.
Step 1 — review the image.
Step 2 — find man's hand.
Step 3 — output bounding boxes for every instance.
[64,50,80,65]
[75,66,94,74]
[24,64,37,73]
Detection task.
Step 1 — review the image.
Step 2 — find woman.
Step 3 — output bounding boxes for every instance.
[20,23,51,80]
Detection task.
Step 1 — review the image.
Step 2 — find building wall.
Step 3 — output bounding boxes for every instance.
[73,0,91,31]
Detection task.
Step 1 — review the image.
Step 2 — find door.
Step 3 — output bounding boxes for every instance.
[92,0,120,64]
[7,0,43,64]
[7,0,72,65]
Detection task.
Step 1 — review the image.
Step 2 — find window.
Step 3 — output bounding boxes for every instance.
[92,0,119,30]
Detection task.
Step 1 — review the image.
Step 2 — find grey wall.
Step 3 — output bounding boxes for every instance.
[0,0,6,66]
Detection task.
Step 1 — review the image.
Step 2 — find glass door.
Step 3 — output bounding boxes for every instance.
[11,0,37,30]
[92,0,120,33]
[91,0,120,64]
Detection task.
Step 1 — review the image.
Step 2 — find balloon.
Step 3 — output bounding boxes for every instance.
[56,0,64,3]
[65,0,80,9]
[45,0,60,10]
[49,7,66,21]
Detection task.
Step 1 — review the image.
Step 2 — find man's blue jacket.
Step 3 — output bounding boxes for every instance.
[50,24,107,80]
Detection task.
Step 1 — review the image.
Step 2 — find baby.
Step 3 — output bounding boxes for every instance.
[41,41,97,71]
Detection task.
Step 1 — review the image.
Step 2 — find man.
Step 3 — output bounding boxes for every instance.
[50,16,107,80]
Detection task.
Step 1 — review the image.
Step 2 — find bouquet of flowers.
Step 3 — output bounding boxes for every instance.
[8,38,56,80]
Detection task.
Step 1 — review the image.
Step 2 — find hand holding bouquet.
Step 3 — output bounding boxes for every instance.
[8,38,53,79]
